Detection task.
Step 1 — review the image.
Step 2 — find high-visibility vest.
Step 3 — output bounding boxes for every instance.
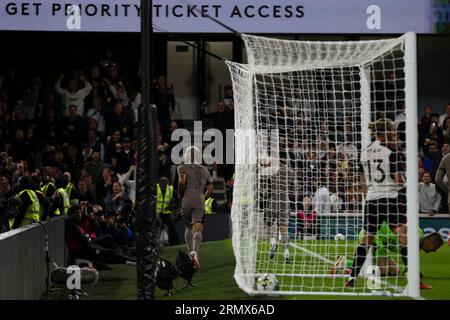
[54,188,70,216]
[34,190,46,219]
[65,182,79,206]
[156,184,173,214]
[205,197,215,214]
[9,189,40,229]
[40,181,55,196]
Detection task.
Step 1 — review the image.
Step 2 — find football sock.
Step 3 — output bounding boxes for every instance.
[193,231,203,254]
[184,228,193,253]
[350,245,368,278]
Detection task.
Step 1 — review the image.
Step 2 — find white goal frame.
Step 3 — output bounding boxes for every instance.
[226,32,419,298]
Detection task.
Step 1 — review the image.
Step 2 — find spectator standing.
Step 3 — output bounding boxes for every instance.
[108,80,130,106]
[87,130,106,162]
[54,74,92,116]
[81,143,94,164]
[313,186,332,215]
[105,102,132,138]
[96,168,114,207]
[419,172,441,216]
[422,121,443,149]
[104,132,120,164]
[61,105,87,149]
[438,103,450,128]
[83,152,105,187]
[37,108,60,145]
[419,106,434,145]
[104,181,128,214]
[152,75,175,133]
[78,178,96,204]
[86,96,106,137]
[117,137,134,173]
[422,140,442,179]
[441,117,450,145]
[435,153,450,214]
[8,128,31,162]
[118,165,136,203]
[206,101,230,134]
[64,145,83,183]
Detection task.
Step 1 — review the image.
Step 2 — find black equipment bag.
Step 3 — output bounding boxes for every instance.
[175,250,196,282]
[156,258,179,291]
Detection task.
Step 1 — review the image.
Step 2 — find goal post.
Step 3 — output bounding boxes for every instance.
[226,62,259,292]
[226,33,420,298]
[404,32,420,299]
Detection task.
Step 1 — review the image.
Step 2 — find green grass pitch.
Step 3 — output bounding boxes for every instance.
[78,239,450,300]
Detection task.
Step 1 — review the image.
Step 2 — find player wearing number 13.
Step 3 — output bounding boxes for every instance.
[346,118,407,287]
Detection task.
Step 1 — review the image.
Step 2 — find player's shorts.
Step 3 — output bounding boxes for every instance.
[364,197,406,234]
[182,207,205,227]
[264,208,290,228]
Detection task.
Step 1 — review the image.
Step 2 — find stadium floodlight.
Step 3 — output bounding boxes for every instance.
[226,33,419,298]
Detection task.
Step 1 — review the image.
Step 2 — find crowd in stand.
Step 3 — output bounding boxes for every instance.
[0,49,236,266]
[0,48,448,260]
[418,103,450,215]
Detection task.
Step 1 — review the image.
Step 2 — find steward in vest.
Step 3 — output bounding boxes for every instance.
[51,176,71,216]
[204,196,217,214]
[63,172,82,206]
[35,189,51,221]
[40,178,56,198]
[157,177,174,215]
[157,177,180,246]
[9,176,41,230]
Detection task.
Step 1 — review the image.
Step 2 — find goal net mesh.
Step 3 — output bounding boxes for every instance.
[226,34,413,296]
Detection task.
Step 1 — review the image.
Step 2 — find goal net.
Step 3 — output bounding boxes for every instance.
[226,33,419,297]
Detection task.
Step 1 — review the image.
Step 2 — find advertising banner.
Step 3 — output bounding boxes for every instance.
[0,0,447,34]
[420,217,450,241]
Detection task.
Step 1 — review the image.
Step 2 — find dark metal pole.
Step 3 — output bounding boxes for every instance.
[137,0,157,300]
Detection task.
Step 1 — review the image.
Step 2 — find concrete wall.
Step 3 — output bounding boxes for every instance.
[0,217,67,300]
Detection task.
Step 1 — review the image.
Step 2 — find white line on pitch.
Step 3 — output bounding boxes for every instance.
[289,242,404,294]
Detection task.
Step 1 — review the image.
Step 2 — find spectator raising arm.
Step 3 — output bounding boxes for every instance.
[117,165,136,202]
[435,154,450,194]
[78,76,93,99]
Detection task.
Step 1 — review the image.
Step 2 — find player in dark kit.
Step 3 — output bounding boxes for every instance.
[346,118,407,287]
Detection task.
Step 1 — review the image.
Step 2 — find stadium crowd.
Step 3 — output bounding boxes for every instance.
[0,46,448,260]
[418,103,450,215]
[0,50,235,265]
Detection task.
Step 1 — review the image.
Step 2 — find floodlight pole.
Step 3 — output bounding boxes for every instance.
[137,0,158,300]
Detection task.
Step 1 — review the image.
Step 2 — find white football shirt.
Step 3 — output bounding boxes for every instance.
[360,139,401,201]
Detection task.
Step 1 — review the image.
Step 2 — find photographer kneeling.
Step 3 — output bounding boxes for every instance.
[65,205,134,266]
